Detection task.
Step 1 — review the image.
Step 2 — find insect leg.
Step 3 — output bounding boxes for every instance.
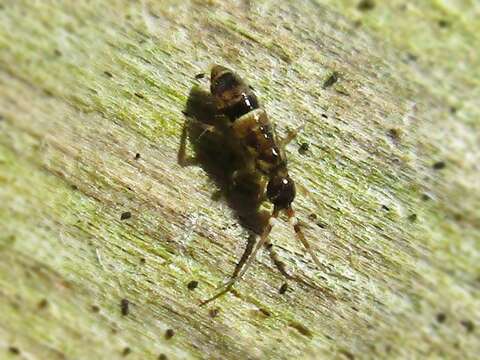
[278,122,305,148]
[177,121,199,167]
[286,207,323,269]
[264,242,292,279]
[200,208,280,306]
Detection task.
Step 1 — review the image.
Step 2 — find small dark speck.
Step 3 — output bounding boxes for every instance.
[436,313,447,323]
[387,128,401,143]
[135,153,141,160]
[289,321,313,338]
[43,88,53,96]
[450,106,457,114]
[54,49,62,57]
[308,213,317,221]
[9,346,20,355]
[316,221,328,229]
[182,110,189,116]
[433,161,446,170]
[422,193,431,201]
[104,71,113,78]
[122,347,131,356]
[38,298,49,309]
[322,71,339,89]
[298,142,309,155]
[357,0,375,11]
[91,304,100,313]
[8,346,20,355]
[460,319,475,333]
[120,298,130,316]
[339,349,355,360]
[258,308,271,317]
[279,283,288,294]
[139,258,146,265]
[195,73,205,79]
[120,211,132,220]
[381,204,390,211]
[408,214,417,222]
[158,354,168,360]
[134,92,145,99]
[438,19,450,28]
[165,328,175,340]
[321,114,328,119]
[71,184,78,191]
[209,308,220,318]
[406,53,418,62]
[187,280,199,290]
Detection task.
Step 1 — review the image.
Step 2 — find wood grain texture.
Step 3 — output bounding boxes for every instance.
[0,1,478,359]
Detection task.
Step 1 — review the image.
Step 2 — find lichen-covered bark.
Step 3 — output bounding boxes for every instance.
[0,1,478,359]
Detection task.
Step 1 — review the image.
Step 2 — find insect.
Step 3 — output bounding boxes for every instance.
[184,65,322,305]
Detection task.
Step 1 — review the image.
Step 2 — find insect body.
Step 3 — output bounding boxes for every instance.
[198,65,321,304]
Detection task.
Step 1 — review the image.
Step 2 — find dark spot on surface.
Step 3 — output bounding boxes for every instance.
[91,304,100,313]
[438,19,450,28]
[165,328,175,340]
[187,280,199,290]
[135,153,141,160]
[381,204,390,211]
[322,71,339,89]
[460,319,475,333]
[357,0,375,11]
[139,257,146,264]
[104,71,113,78]
[195,73,205,79]
[298,142,309,155]
[289,321,313,338]
[258,308,271,317]
[387,128,401,144]
[308,213,317,221]
[71,184,78,191]
[433,161,446,170]
[339,349,355,360]
[122,347,131,356]
[120,212,132,220]
[279,283,288,294]
[422,193,431,201]
[321,113,328,119]
[209,308,220,318]
[9,346,20,355]
[436,313,447,323]
[38,298,49,309]
[43,88,53,96]
[134,92,145,99]
[450,106,457,114]
[316,221,328,229]
[158,355,168,360]
[406,53,418,62]
[120,298,130,316]
[408,214,417,222]
[54,49,62,56]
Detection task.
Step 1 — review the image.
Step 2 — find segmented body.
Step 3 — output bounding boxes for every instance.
[210,65,295,208]
[199,65,320,305]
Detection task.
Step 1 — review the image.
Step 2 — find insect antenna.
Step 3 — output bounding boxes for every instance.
[200,207,281,306]
[286,206,323,269]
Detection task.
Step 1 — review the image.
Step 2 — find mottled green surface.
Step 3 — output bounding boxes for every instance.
[0,1,478,359]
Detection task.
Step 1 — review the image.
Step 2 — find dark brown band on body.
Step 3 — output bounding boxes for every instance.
[223,93,259,121]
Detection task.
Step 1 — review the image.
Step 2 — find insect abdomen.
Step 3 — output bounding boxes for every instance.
[211,65,284,174]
